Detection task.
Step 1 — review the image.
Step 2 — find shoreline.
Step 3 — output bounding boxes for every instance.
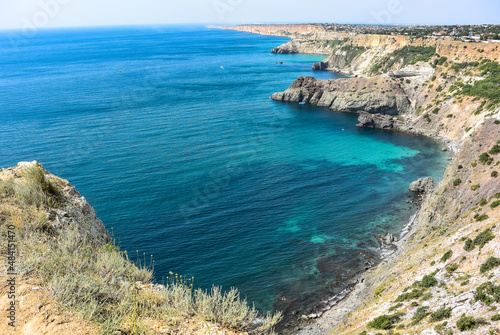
[289,117,452,334]
[219,24,461,333]
[295,199,427,334]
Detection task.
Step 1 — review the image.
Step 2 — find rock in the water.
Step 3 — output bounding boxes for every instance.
[409,177,435,193]
[357,111,406,130]
[375,233,398,247]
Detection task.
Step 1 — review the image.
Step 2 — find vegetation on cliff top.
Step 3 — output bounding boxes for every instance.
[370,46,436,75]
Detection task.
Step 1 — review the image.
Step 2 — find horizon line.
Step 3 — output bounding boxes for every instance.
[0,21,499,33]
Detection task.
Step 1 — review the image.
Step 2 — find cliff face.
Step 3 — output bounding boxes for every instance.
[271,75,413,115]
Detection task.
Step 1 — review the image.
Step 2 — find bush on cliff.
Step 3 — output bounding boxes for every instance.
[456,314,488,331]
[367,313,404,330]
[460,60,500,105]
[441,250,453,262]
[430,307,452,322]
[479,152,494,165]
[480,257,500,273]
[370,46,436,74]
[474,281,500,305]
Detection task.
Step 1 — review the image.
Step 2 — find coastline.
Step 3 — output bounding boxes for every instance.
[210,24,500,334]
[294,195,430,334]
[209,24,466,333]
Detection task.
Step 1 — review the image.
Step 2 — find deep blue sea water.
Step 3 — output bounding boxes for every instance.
[0,25,449,316]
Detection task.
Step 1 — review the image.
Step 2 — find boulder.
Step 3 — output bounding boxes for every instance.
[409,177,435,193]
[375,233,398,247]
[357,111,405,130]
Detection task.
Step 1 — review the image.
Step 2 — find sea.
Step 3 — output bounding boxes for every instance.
[0,25,450,321]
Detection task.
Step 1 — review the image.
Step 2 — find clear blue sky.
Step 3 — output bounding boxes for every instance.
[0,0,499,30]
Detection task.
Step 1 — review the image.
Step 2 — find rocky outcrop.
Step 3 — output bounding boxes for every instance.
[356,111,407,131]
[409,177,435,193]
[272,76,414,115]
[375,233,398,248]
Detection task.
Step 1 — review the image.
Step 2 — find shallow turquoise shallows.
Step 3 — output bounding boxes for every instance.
[0,25,449,315]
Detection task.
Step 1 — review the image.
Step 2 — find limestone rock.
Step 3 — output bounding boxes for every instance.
[357,111,406,130]
[375,233,398,247]
[409,177,435,193]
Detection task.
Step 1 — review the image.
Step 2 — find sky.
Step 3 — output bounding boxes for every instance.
[0,0,499,31]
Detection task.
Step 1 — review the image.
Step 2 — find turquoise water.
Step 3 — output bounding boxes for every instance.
[0,25,449,318]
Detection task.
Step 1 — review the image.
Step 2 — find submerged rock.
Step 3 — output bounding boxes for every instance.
[409,177,435,193]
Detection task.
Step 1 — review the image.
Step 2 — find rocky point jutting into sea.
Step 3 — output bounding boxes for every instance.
[214,24,500,334]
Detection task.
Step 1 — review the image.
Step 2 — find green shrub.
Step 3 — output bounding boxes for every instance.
[446,263,459,272]
[479,198,488,206]
[456,315,478,331]
[367,313,404,330]
[434,321,449,333]
[471,161,477,167]
[464,238,474,251]
[389,302,403,312]
[421,292,433,301]
[395,289,424,302]
[453,179,462,186]
[492,171,499,178]
[480,257,500,273]
[411,306,430,325]
[420,274,438,288]
[476,214,489,222]
[479,152,494,165]
[430,307,452,322]
[492,314,500,321]
[489,145,500,155]
[475,281,500,305]
[432,108,439,114]
[441,250,453,262]
[474,229,495,249]
[491,200,500,208]
[460,60,500,105]
[471,184,480,191]
[374,283,386,296]
[437,56,448,66]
